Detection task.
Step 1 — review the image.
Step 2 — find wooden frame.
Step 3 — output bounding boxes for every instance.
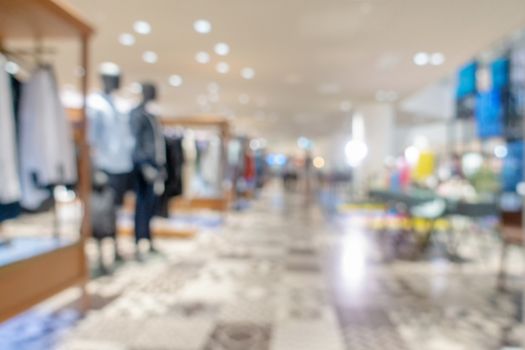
[161,115,231,212]
[0,0,93,323]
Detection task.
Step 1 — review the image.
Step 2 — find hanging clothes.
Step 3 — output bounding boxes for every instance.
[0,55,21,220]
[200,136,222,196]
[156,135,185,217]
[87,93,135,175]
[18,65,77,211]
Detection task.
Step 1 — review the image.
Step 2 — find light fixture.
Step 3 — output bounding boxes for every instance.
[214,42,230,56]
[5,61,19,74]
[99,62,121,76]
[345,140,368,167]
[208,82,220,93]
[238,94,250,104]
[340,100,352,112]
[241,67,255,80]
[413,52,430,66]
[134,20,151,35]
[195,51,210,64]
[404,146,420,165]
[494,145,508,158]
[143,51,158,64]
[130,82,142,94]
[119,33,135,46]
[430,52,445,66]
[193,19,212,34]
[313,156,325,169]
[216,62,230,74]
[169,75,183,87]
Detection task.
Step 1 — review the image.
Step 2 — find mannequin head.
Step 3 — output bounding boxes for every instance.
[101,74,121,94]
[140,82,157,103]
[98,62,122,94]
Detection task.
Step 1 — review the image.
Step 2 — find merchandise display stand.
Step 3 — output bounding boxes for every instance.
[161,115,231,212]
[0,0,93,323]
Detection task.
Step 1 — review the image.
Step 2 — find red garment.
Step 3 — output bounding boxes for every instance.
[244,153,255,181]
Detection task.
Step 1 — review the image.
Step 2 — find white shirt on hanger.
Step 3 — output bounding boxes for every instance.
[0,54,21,204]
[19,65,78,210]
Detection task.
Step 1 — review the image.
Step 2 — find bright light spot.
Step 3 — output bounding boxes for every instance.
[134,20,151,35]
[430,52,445,66]
[297,137,312,150]
[197,95,208,105]
[143,51,158,64]
[130,82,142,94]
[313,156,325,169]
[494,145,508,159]
[119,33,135,46]
[216,62,230,74]
[241,67,255,80]
[169,74,183,87]
[340,100,352,112]
[345,139,368,167]
[195,51,210,64]
[405,146,420,165]
[214,42,230,56]
[250,138,267,150]
[238,94,250,104]
[208,82,220,93]
[462,153,483,177]
[5,61,19,74]
[413,52,430,66]
[99,62,121,76]
[193,19,211,34]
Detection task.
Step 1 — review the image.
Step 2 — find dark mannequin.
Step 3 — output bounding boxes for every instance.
[101,73,121,94]
[130,82,166,260]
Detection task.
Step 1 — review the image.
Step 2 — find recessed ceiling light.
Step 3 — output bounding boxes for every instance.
[214,42,230,56]
[430,52,445,65]
[130,82,142,94]
[216,62,230,74]
[239,94,250,104]
[143,51,158,64]
[169,75,183,87]
[194,19,211,34]
[5,61,19,74]
[119,33,135,46]
[197,95,208,105]
[241,67,255,80]
[195,51,210,64]
[208,82,220,93]
[99,62,121,76]
[413,52,429,66]
[134,20,151,35]
[340,100,352,112]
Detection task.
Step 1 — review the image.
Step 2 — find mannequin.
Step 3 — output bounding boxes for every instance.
[130,82,166,260]
[87,63,135,268]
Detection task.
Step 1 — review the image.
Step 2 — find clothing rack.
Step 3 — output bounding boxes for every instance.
[160,115,231,211]
[0,0,94,323]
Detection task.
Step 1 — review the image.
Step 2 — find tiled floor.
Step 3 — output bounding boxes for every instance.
[2,184,524,349]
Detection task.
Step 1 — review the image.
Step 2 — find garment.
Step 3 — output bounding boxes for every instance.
[87,93,135,174]
[91,186,117,240]
[156,135,185,217]
[106,171,134,206]
[18,65,77,210]
[130,103,166,170]
[0,55,21,211]
[130,103,165,241]
[134,166,156,242]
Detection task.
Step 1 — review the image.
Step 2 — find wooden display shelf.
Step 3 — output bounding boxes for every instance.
[0,0,93,323]
[0,242,86,323]
[118,225,197,240]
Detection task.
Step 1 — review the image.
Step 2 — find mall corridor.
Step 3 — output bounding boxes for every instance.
[2,185,505,349]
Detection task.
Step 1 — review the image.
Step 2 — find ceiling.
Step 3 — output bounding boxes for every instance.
[28,0,525,144]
